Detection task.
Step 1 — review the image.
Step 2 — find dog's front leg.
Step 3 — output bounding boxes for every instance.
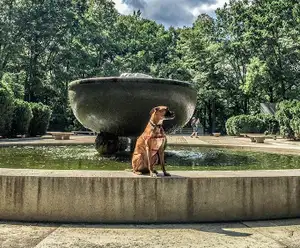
[145,140,157,177]
[146,147,157,177]
[158,140,170,176]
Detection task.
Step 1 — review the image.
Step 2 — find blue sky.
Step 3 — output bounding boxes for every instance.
[113,0,229,27]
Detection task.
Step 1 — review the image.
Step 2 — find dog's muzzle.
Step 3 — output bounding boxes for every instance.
[165,110,175,120]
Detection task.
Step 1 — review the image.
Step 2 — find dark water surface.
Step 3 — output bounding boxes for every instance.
[0,145,300,171]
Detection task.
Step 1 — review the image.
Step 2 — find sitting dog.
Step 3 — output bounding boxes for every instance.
[131,106,175,177]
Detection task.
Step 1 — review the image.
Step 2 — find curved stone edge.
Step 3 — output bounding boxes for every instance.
[0,169,300,223]
[68,77,195,90]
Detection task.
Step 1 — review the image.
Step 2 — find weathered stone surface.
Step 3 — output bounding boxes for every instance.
[0,222,56,248]
[0,169,300,223]
[3,221,300,248]
[243,219,300,248]
[68,77,197,136]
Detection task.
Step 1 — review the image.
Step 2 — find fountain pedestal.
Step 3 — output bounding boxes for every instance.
[95,133,129,156]
[95,132,119,156]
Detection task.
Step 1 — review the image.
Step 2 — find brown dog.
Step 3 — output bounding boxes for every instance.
[132,106,175,177]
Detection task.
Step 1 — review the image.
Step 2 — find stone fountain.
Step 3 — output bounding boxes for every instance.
[68,73,197,155]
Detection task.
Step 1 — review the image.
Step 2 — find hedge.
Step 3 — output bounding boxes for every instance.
[225,114,276,136]
[28,102,52,136]
[275,100,300,139]
[225,116,236,136]
[256,113,279,134]
[0,82,14,137]
[275,100,298,139]
[226,100,300,139]
[10,99,33,136]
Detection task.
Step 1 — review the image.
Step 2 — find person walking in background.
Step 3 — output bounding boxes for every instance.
[190,117,200,138]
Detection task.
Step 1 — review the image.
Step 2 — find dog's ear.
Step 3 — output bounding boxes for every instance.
[150,107,160,116]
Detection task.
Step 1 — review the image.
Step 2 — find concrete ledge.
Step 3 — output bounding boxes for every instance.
[0,169,300,223]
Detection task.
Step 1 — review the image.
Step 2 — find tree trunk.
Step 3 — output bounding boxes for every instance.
[211,100,216,133]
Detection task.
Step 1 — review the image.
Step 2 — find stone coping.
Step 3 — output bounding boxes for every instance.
[69,77,194,89]
[1,168,300,178]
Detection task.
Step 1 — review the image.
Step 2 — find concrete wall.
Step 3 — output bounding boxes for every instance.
[0,169,300,223]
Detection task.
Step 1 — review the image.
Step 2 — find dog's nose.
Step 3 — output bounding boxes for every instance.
[169,111,175,117]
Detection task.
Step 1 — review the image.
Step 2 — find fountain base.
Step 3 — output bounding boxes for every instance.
[1,169,299,223]
[95,132,129,156]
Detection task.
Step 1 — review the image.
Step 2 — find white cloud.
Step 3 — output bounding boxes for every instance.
[112,0,230,27]
[191,0,229,16]
[113,0,132,15]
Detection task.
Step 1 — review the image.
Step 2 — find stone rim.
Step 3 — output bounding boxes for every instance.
[68,77,195,90]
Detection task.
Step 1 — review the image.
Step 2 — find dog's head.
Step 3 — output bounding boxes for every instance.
[150,106,175,124]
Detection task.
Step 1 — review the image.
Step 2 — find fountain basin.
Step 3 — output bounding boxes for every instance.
[1,169,300,223]
[1,145,300,222]
[68,77,197,136]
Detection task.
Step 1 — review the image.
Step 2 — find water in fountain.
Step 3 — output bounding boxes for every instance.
[1,145,300,171]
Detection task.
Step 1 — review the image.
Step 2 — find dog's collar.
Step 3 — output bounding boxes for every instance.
[150,120,162,128]
[143,135,165,140]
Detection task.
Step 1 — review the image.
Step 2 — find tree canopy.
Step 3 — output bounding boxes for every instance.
[1,0,299,133]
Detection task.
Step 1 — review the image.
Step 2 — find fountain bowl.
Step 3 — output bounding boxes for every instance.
[68,77,197,137]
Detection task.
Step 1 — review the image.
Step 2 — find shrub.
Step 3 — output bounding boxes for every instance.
[291,117,300,139]
[225,116,236,135]
[290,101,300,139]
[0,80,14,137]
[226,115,265,135]
[275,100,298,139]
[10,99,33,136]
[28,102,52,136]
[256,114,279,135]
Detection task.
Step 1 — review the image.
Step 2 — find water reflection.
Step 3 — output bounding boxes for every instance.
[0,145,299,171]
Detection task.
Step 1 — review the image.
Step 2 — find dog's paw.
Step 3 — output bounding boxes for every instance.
[150,172,158,178]
[134,171,143,175]
[163,172,171,177]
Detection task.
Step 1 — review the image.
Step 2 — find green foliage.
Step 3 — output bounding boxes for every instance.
[290,102,300,139]
[1,72,25,99]
[256,114,279,135]
[10,99,33,136]
[275,100,298,139]
[226,115,266,135]
[242,58,269,99]
[275,100,300,139]
[291,117,300,139]
[0,0,300,133]
[28,103,52,137]
[225,116,236,136]
[0,77,14,137]
[226,113,279,136]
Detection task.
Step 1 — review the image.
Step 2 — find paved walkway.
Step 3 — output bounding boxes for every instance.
[1,219,300,248]
[1,134,300,155]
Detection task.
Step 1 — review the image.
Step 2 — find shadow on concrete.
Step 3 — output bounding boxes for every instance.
[193,225,252,237]
[0,221,251,237]
[3,219,299,237]
[129,172,187,178]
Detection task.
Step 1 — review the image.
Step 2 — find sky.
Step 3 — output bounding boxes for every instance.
[113,0,229,27]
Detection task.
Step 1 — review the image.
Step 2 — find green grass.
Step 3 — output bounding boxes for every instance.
[0,145,300,171]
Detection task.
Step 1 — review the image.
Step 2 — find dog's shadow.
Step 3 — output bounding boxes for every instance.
[133,173,185,178]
